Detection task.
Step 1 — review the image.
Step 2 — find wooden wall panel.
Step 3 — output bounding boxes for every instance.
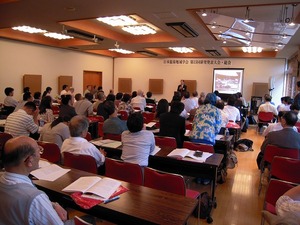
[184,80,197,93]
[252,82,269,97]
[118,78,132,93]
[58,76,73,95]
[149,79,163,94]
[23,74,42,94]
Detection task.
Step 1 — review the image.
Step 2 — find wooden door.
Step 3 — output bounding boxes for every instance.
[83,71,102,94]
[23,74,42,94]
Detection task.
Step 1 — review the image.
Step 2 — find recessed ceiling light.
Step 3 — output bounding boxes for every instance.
[201,10,207,17]
[97,15,137,27]
[211,22,217,29]
[223,40,227,44]
[242,46,262,53]
[12,25,47,34]
[44,32,73,40]
[109,48,134,54]
[169,47,193,53]
[122,24,156,35]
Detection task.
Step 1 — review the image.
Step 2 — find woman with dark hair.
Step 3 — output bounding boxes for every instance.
[39,96,54,123]
[39,116,71,148]
[154,98,169,120]
[121,112,155,166]
[118,93,134,114]
[42,87,52,98]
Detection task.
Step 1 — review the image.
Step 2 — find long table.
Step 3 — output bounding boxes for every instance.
[33,168,197,225]
[96,141,223,207]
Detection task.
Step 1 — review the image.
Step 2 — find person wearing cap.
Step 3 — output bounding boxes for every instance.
[189,93,222,145]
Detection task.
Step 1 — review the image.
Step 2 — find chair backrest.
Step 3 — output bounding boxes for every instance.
[185,123,192,130]
[74,216,93,225]
[271,156,300,183]
[84,132,92,141]
[51,105,60,115]
[103,133,122,141]
[183,141,214,153]
[154,136,177,148]
[37,141,61,164]
[142,112,155,123]
[105,158,143,185]
[258,112,274,122]
[0,132,13,151]
[144,167,186,196]
[63,152,98,174]
[98,122,104,137]
[264,145,299,164]
[264,179,297,214]
[88,115,104,123]
[118,110,128,120]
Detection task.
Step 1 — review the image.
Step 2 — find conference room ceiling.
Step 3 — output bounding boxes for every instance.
[0,0,300,59]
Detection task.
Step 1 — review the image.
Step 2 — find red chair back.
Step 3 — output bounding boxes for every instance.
[51,105,60,115]
[84,132,92,141]
[105,158,143,185]
[103,133,122,141]
[154,136,177,148]
[142,112,155,123]
[258,112,274,123]
[37,141,61,164]
[183,141,214,153]
[98,122,104,137]
[0,132,13,151]
[118,110,128,120]
[88,115,104,123]
[271,156,300,183]
[264,145,299,164]
[63,152,98,174]
[144,167,186,195]
[264,179,296,214]
[185,123,192,130]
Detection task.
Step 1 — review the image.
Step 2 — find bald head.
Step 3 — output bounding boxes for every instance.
[3,136,40,173]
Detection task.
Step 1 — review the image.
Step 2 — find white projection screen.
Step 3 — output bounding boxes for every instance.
[213,68,244,94]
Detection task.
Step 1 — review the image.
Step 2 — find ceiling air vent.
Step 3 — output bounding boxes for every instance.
[136,50,158,57]
[65,30,103,43]
[205,50,221,56]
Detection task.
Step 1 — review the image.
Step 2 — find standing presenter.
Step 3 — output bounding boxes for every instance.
[177,80,187,95]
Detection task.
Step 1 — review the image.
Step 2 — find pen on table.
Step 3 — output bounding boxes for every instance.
[104,196,120,204]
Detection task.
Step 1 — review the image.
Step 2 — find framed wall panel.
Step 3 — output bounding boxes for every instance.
[149,79,163,94]
[23,74,42,94]
[118,78,132,93]
[184,80,197,93]
[58,76,73,95]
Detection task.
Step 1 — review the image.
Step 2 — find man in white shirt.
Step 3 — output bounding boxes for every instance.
[182,91,197,113]
[130,89,146,111]
[3,87,18,108]
[61,115,106,169]
[60,84,70,96]
[0,136,72,225]
[73,93,93,116]
[257,94,278,116]
[223,95,240,122]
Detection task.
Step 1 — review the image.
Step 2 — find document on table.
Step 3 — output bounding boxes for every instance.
[31,164,70,181]
[150,146,161,156]
[167,148,212,162]
[91,139,122,148]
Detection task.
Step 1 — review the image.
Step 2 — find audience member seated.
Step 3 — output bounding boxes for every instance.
[131,91,137,98]
[223,94,241,123]
[39,116,71,148]
[42,86,53,99]
[130,90,146,111]
[159,101,186,148]
[39,96,54,123]
[189,96,205,118]
[0,136,73,225]
[3,87,18,115]
[277,96,292,112]
[33,91,41,107]
[154,98,169,120]
[257,111,300,168]
[74,93,93,116]
[214,90,221,101]
[146,91,155,104]
[61,115,106,169]
[115,92,123,108]
[97,94,115,120]
[276,185,300,222]
[83,85,92,96]
[14,92,33,112]
[258,94,278,116]
[60,84,70,96]
[118,93,134,115]
[93,91,105,112]
[182,91,197,113]
[5,102,39,137]
[59,95,77,119]
[103,101,128,135]
[189,93,222,145]
[216,100,229,132]
[171,94,189,119]
[121,112,155,166]
[234,92,247,108]
[191,91,199,107]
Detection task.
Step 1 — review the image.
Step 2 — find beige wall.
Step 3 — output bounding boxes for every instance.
[0,38,286,107]
[0,39,113,101]
[114,58,286,106]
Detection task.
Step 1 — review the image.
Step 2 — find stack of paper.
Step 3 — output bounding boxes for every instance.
[167,148,212,163]
[91,139,122,148]
[31,164,70,181]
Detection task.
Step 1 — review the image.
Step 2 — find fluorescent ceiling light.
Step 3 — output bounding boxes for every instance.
[242,46,262,53]
[122,24,156,35]
[44,32,73,40]
[166,22,198,38]
[97,15,137,27]
[12,25,47,33]
[169,47,193,53]
[109,48,134,54]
